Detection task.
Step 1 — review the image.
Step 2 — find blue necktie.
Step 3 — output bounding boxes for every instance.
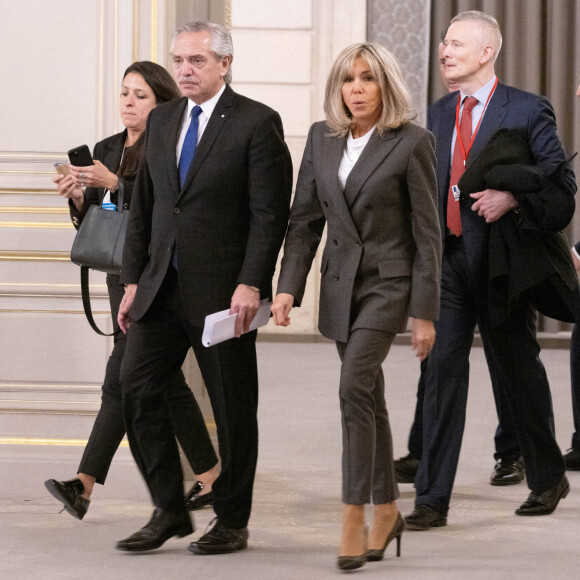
[178,105,202,187]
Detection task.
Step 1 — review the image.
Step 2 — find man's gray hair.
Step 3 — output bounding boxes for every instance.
[451,10,502,61]
[171,20,233,84]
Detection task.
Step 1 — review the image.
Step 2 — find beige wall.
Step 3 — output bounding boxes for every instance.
[0,0,367,435]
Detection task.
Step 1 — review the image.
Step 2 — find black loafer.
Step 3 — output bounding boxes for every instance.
[515,475,569,516]
[188,519,248,555]
[184,481,214,511]
[116,508,194,552]
[44,478,89,520]
[404,505,447,530]
[490,457,525,486]
[563,448,580,470]
[394,454,420,484]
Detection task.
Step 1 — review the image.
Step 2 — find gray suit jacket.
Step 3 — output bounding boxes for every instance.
[277,121,442,343]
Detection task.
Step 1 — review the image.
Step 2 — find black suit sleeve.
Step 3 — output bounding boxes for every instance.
[236,110,293,291]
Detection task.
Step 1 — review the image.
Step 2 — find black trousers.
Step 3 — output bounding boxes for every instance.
[415,238,564,515]
[121,268,259,528]
[569,324,580,450]
[407,343,521,462]
[78,273,217,484]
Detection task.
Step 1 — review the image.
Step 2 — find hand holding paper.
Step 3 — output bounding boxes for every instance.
[202,298,272,347]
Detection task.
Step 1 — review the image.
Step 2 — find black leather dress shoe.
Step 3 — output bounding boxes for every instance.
[404,505,447,530]
[563,448,580,470]
[116,508,194,551]
[515,475,569,516]
[490,457,525,486]
[44,478,89,520]
[188,519,248,554]
[184,481,214,511]
[394,454,420,484]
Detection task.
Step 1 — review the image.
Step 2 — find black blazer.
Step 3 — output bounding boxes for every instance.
[69,130,132,229]
[121,85,293,326]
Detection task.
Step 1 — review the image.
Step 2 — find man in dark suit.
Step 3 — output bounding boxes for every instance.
[405,10,575,530]
[115,20,292,553]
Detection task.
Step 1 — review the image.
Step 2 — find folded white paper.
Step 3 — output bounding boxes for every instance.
[202,298,272,347]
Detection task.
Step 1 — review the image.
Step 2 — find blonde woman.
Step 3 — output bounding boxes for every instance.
[272,43,441,571]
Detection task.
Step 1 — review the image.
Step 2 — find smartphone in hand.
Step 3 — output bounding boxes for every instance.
[67,145,94,166]
[54,162,71,176]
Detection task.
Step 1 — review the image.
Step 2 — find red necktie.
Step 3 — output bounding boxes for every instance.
[447,96,478,236]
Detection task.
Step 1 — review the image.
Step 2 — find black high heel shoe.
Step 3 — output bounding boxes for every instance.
[337,524,368,571]
[366,511,404,561]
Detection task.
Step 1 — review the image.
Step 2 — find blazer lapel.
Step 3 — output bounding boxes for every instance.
[323,134,361,241]
[102,130,125,171]
[436,98,457,199]
[343,128,400,208]
[466,83,508,170]
[178,86,233,199]
[167,97,188,196]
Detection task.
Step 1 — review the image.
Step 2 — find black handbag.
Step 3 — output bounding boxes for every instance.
[70,184,127,335]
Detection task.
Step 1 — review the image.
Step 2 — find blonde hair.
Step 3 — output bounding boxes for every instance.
[324,42,415,137]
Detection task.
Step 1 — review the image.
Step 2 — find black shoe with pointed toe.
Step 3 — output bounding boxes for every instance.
[404,504,447,530]
[394,454,420,484]
[44,478,90,520]
[490,457,525,486]
[563,448,580,471]
[515,475,569,516]
[116,508,194,552]
[188,519,248,555]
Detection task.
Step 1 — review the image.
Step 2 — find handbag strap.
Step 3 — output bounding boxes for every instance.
[115,178,124,212]
[80,266,120,336]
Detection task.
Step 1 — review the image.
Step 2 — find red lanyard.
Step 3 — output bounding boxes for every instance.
[454,76,499,164]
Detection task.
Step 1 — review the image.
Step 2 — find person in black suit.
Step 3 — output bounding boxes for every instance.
[115,21,292,554]
[405,11,575,530]
[46,61,218,520]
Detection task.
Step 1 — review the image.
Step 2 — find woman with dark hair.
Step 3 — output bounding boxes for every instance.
[46,61,219,520]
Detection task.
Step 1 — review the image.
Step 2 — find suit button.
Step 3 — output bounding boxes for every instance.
[332,274,339,281]
[365,204,373,210]
[356,242,361,247]
[168,246,172,252]
[333,239,338,245]
[323,201,329,207]
[174,208,181,214]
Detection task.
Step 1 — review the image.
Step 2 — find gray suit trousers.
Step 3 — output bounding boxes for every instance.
[336,328,399,505]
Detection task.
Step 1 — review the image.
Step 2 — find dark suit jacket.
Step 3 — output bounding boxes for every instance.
[69,130,132,229]
[277,121,441,343]
[427,82,576,292]
[121,85,293,326]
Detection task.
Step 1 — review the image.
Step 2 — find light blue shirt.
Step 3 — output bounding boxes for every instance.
[450,75,498,163]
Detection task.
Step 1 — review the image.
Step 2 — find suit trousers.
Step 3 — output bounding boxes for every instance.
[78,274,217,484]
[415,237,564,515]
[569,324,580,450]
[336,328,398,505]
[121,267,259,528]
[406,345,520,462]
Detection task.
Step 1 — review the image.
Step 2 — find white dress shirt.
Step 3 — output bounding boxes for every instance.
[338,127,376,189]
[176,84,227,165]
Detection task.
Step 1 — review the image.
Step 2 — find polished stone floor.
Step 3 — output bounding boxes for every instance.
[1,341,578,579]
